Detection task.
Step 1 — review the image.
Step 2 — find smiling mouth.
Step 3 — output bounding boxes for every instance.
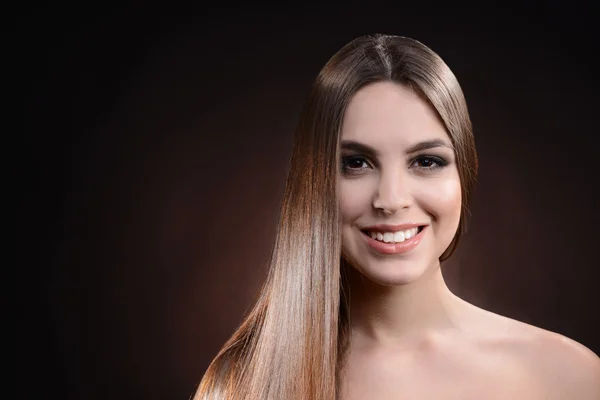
[360,226,425,244]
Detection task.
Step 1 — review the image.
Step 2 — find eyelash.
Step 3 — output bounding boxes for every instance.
[340,154,449,175]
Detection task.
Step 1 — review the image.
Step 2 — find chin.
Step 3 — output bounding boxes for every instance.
[346,256,434,287]
[341,230,444,287]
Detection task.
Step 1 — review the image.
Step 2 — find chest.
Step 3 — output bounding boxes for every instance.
[338,346,548,400]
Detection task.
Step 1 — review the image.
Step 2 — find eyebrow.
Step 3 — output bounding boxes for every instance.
[340,138,454,157]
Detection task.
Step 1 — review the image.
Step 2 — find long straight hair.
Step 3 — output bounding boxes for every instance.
[193,34,478,400]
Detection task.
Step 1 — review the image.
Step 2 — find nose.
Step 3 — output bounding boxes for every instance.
[372,168,413,215]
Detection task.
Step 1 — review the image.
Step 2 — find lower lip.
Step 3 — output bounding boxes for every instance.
[361,226,427,255]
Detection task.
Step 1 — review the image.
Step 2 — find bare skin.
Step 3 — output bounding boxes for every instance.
[338,264,600,400]
[337,81,600,399]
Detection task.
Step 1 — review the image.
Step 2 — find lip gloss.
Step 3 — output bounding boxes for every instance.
[362,226,426,255]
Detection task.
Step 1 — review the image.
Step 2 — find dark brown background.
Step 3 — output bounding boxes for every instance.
[19,4,599,400]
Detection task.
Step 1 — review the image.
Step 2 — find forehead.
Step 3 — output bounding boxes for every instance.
[340,81,450,147]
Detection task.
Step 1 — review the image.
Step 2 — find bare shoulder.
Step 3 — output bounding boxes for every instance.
[533,328,600,398]
[501,319,600,399]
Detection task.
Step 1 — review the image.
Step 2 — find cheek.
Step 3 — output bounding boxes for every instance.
[338,179,372,222]
[418,176,462,223]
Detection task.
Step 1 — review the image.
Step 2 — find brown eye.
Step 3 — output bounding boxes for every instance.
[341,155,371,174]
[418,158,435,168]
[348,158,366,168]
[412,155,448,170]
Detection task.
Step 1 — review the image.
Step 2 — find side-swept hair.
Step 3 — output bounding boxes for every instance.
[193,33,477,400]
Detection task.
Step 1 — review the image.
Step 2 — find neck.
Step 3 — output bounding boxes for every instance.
[346,261,467,347]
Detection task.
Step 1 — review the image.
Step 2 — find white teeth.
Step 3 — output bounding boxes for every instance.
[394,231,405,242]
[367,227,420,244]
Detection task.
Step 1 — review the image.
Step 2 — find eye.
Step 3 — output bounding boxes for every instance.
[341,155,371,175]
[411,155,448,170]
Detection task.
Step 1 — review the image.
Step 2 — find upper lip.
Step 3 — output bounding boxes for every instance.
[361,223,427,233]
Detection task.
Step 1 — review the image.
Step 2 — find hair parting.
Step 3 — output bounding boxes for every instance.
[193,33,478,400]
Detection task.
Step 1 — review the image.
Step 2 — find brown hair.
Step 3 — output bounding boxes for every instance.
[193,33,477,400]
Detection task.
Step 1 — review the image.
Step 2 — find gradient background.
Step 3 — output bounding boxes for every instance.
[19,4,599,400]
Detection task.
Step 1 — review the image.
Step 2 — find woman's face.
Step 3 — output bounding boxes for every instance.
[338,81,462,286]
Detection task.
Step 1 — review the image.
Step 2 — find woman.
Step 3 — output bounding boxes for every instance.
[193,34,599,399]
